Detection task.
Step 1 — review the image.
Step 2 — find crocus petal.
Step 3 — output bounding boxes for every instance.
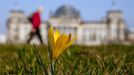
[53,34,68,59]
[54,30,60,43]
[57,34,68,55]
[53,34,64,59]
[67,34,71,44]
[66,35,77,48]
[55,34,69,59]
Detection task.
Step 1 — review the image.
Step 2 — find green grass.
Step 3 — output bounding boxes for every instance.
[0,44,133,75]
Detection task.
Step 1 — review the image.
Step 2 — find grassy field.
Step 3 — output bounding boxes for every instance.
[0,44,133,75]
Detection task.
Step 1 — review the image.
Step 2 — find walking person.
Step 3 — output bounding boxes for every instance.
[27,6,44,44]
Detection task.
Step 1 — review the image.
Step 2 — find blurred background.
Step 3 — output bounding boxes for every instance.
[0,0,134,45]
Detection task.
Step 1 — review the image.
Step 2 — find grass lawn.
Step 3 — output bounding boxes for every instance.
[0,44,133,75]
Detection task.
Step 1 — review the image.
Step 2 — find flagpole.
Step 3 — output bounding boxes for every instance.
[112,0,116,10]
[14,0,18,10]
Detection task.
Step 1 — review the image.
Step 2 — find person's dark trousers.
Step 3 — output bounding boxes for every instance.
[27,28,43,44]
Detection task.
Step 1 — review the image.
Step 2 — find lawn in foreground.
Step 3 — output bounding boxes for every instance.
[0,44,133,75]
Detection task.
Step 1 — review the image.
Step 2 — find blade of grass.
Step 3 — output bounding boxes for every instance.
[18,66,24,75]
[32,45,48,75]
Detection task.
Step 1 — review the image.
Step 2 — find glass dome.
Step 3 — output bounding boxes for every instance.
[54,5,80,18]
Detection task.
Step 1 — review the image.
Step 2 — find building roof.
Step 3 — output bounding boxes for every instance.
[10,10,24,13]
[107,10,122,14]
[54,5,80,18]
[81,21,105,24]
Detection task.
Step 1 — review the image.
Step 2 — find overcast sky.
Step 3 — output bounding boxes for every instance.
[0,0,134,33]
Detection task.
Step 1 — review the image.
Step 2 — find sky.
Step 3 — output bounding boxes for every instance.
[0,0,134,34]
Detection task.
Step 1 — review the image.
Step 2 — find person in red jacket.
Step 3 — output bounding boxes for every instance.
[27,7,44,44]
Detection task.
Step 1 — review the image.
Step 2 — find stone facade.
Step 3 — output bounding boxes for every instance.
[7,5,133,45]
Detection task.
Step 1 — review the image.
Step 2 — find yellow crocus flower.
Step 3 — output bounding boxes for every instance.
[48,27,76,60]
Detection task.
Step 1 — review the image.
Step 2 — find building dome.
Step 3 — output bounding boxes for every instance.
[54,5,80,19]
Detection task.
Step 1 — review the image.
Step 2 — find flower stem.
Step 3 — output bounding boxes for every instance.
[48,42,55,75]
